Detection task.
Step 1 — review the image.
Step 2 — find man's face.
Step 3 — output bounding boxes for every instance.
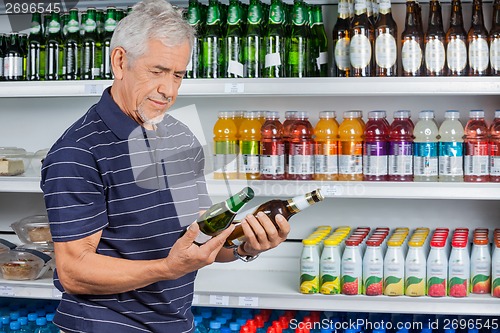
[117,39,190,126]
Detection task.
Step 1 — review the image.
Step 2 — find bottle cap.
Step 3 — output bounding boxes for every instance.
[452,239,467,248]
[324,238,340,246]
[344,110,362,119]
[285,111,298,119]
[469,110,484,118]
[368,110,387,119]
[345,239,360,246]
[495,110,500,119]
[295,111,309,119]
[319,111,336,119]
[445,110,460,119]
[366,239,382,247]
[302,239,316,246]
[394,110,411,119]
[264,111,280,120]
[408,240,424,247]
[244,111,258,119]
[430,239,446,248]
[387,240,403,247]
[210,321,222,329]
[473,238,488,245]
[419,110,435,119]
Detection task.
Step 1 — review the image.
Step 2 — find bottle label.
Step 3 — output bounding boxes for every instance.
[270,3,284,24]
[315,154,338,174]
[362,248,384,295]
[104,18,117,32]
[239,140,260,174]
[316,51,328,67]
[260,141,285,175]
[388,142,413,175]
[339,141,363,175]
[465,142,489,176]
[349,34,371,69]
[401,39,422,73]
[188,7,201,25]
[354,0,367,15]
[363,141,388,176]
[207,6,220,25]
[320,253,341,295]
[414,142,438,177]
[227,60,244,77]
[248,4,262,25]
[439,142,463,177]
[405,250,427,296]
[214,154,238,174]
[84,19,97,32]
[491,38,500,71]
[48,20,61,33]
[469,38,489,72]
[227,5,240,25]
[378,0,391,13]
[292,6,307,26]
[338,1,350,15]
[425,38,446,73]
[491,156,500,176]
[30,23,41,34]
[265,52,281,67]
[447,38,467,72]
[4,56,23,78]
[300,246,320,294]
[334,38,350,71]
[375,33,397,69]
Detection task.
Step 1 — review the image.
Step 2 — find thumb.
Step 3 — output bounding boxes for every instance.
[182,222,200,243]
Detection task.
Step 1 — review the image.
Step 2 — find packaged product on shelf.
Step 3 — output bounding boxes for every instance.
[0,147,28,176]
[300,239,320,294]
[470,229,491,294]
[448,230,470,297]
[338,111,365,181]
[363,110,389,181]
[320,238,342,295]
[388,111,414,182]
[383,230,408,296]
[341,238,364,295]
[213,111,239,180]
[0,249,52,280]
[467,0,490,76]
[287,111,314,180]
[438,110,464,182]
[238,111,261,180]
[405,237,427,297]
[11,215,52,244]
[464,110,490,182]
[445,0,468,76]
[260,111,285,180]
[489,110,500,182]
[362,238,384,295]
[424,0,446,76]
[426,229,449,297]
[413,110,439,182]
[314,111,339,181]
[492,231,500,297]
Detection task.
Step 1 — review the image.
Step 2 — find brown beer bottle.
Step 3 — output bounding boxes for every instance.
[332,0,351,77]
[401,0,424,76]
[425,0,447,76]
[446,0,468,76]
[224,189,324,248]
[350,0,374,77]
[490,0,500,75]
[467,0,490,76]
[374,0,398,76]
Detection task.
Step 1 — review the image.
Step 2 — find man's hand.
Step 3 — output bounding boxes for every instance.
[238,212,290,256]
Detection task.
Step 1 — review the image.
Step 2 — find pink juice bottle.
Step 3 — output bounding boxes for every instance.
[363,110,390,181]
[464,110,490,182]
[260,111,285,180]
[388,110,415,181]
[489,110,500,182]
[287,111,315,180]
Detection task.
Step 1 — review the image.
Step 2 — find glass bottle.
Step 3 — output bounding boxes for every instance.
[202,0,224,78]
[4,33,24,81]
[0,34,5,80]
[425,0,447,76]
[446,0,468,76]
[490,0,500,75]
[45,12,61,80]
[401,0,424,76]
[286,0,310,77]
[224,189,324,248]
[193,187,254,245]
[81,8,101,80]
[310,5,328,77]
[27,12,44,81]
[101,6,117,80]
[467,0,490,76]
[332,0,351,77]
[224,0,244,78]
[264,0,286,77]
[350,0,374,77]
[374,0,398,76]
[186,0,203,78]
[244,0,264,78]
[63,8,81,80]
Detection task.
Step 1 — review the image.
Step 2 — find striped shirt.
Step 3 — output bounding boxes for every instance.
[41,88,211,333]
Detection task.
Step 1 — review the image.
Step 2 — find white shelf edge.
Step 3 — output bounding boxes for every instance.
[0,272,61,300]
[1,77,500,98]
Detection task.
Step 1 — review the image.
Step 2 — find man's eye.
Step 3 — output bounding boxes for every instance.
[151,70,162,75]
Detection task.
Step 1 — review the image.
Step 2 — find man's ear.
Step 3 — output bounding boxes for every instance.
[111,46,127,80]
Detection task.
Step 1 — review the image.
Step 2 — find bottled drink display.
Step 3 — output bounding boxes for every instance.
[264,0,286,78]
[424,0,447,76]
[224,189,324,248]
[244,0,264,78]
[468,0,490,76]
[193,187,254,245]
[439,110,464,182]
[203,0,224,78]
[44,12,61,80]
[63,8,81,80]
[186,0,203,79]
[213,111,239,180]
[238,111,261,180]
[4,33,24,80]
[286,0,310,77]
[287,111,314,180]
[413,110,439,182]
[401,0,424,76]
[490,110,500,182]
[224,0,244,78]
[374,0,398,76]
[491,0,500,75]
[446,0,468,76]
[388,110,414,181]
[363,110,389,181]
[314,111,339,181]
[27,12,44,81]
[310,5,328,77]
[338,111,365,181]
[464,110,490,182]
[101,6,117,80]
[260,111,285,180]
[350,0,374,77]
[332,0,351,77]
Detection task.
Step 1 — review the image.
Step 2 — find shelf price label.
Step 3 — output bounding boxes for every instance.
[84,84,104,96]
[0,286,14,296]
[238,296,259,307]
[209,295,229,306]
[224,83,244,94]
[320,184,343,197]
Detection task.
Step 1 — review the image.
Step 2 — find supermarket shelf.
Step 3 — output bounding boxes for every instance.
[0,271,61,300]
[0,175,42,193]
[1,77,500,98]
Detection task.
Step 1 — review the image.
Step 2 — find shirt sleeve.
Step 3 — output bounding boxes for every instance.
[191,135,212,210]
[40,141,109,242]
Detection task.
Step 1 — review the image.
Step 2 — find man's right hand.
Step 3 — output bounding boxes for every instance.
[163,222,235,279]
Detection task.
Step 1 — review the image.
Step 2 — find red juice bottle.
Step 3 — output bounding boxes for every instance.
[388,110,414,181]
[464,110,490,182]
[363,110,390,181]
[283,111,298,179]
[287,111,314,180]
[260,111,285,180]
[489,110,500,182]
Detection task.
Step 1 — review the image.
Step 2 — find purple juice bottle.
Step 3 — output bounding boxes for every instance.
[388,110,415,181]
[363,110,390,181]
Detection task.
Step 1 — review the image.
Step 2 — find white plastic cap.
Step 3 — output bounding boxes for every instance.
[368,110,387,119]
[495,110,500,119]
[285,111,298,119]
[265,111,280,120]
[244,111,258,119]
[295,111,309,119]
[445,110,460,119]
[344,110,362,119]
[469,110,484,118]
[218,111,233,118]
[419,110,435,119]
[319,111,336,119]
[394,110,411,119]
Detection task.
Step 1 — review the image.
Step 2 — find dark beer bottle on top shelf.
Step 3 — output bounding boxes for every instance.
[332,0,351,77]
[446,0,468,76]
[425,0,447,76]
[350,0,375,77]
[374,0,398,76]
[490,0,500,75]
[467,0,490,76]
[224,189,324,248]
[401,0,424,76]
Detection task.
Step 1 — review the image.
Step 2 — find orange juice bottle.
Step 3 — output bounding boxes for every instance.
[231,110,246,138]
[238,111,261,180]
[314,111,339,181]
[213,111,239,180]
[338,110,365,181]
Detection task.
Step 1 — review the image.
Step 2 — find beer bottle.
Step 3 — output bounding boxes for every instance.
[224,0,244,78]
[186,0,203,78]
[81,8,101,80]
[350,0,374,77]
[4,33,24,81]
[101,7,117,80]
[202,0,224,78]
[491,0,500,75]
[332,0,351,77]
[467,0,489,76]
[287,0,310,77]
[244,0,264,78]
[193,187,254,245]
[446,0,468,76]
[401,0,424,76]
[19,33,28,80]
[96,9,104,40]
[425,0,447,76]
[371,0,379,24]
[374,0,398,76]
[0,34,5,80]
[224,189,324,248]
[366,0,374,27]
[310,5,328,77]
[45,12,62,80]
[27,13,44,81]
[264,0,286,77]
[80,12,87,39]
[116,8,125,22]
[63,9,80,80]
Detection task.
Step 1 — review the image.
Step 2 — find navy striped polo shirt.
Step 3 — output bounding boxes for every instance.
[41,87,211,333]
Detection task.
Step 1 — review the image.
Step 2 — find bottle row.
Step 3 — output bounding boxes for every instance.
[213,109,500,182]
[191,306,500,333]
[299,225,500,298]
[0,298,60,333]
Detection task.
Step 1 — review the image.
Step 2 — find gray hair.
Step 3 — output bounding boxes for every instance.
[110,0,195,64]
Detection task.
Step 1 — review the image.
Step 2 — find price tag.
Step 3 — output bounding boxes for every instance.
[85,84,104,95]
[224,83,244,94]
[192,294,199,305]
[320,184,342,197]
[209,295,229,306]
[0,286,14,296]
[52,288,63,299]
[238,296,258,307]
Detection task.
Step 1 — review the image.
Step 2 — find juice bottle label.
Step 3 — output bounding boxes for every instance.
[260,142,285,175]
[239,141,260,174]
[289,142,314,175]
[384,246,405,296]
[300,246,320,294]
[405,248,426,297]
[341,246,362,295]
[465,142,489,176]
[439,142,464,176]
[214,141,238,174]
[490,142,500,176]
[426,248,447,297]
[470,245,491,294]
[362,248,384,296]
[363,142,388,176]
[314,142,338,174]
[339,142,363,175]
[414,142,438,176]
[388,141,413,175]
[448,249,470,297]
[320,248,341,295]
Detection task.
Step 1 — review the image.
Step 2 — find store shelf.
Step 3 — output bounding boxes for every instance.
[1,77,500,98]
[0,175,42,193]
[0,271,61,300]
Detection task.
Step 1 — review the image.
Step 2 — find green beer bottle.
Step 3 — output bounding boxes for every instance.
[101,6,117,79]
[27,13,44,81]
[0,34,5,80]
[202,0,224,78]
[193,187,254,245]
[45,12,61,80]
[244,0,264,78]
[264,0,286,77]
[186,0,203,78]
[310,5,328,77]
[4,33,24,81]
[224,0,244,78]
[81,8,101,80]
[116,8,125,22]
[286,0,310,77]
[63,9,81,80]
[18,33,28,80]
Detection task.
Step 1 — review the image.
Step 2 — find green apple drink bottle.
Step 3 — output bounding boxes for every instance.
[264,0,286,77]
[203,0,224,78]
[287,0,310,77]
[244,0,264,78]
[224,0,244,78]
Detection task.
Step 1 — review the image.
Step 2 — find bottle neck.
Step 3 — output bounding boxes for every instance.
[286,191,323,214]
[226,188,254,213]
[450,1,464,26]
[405,2,418,27]
[471,0,485,26]
[428,1,443,29]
